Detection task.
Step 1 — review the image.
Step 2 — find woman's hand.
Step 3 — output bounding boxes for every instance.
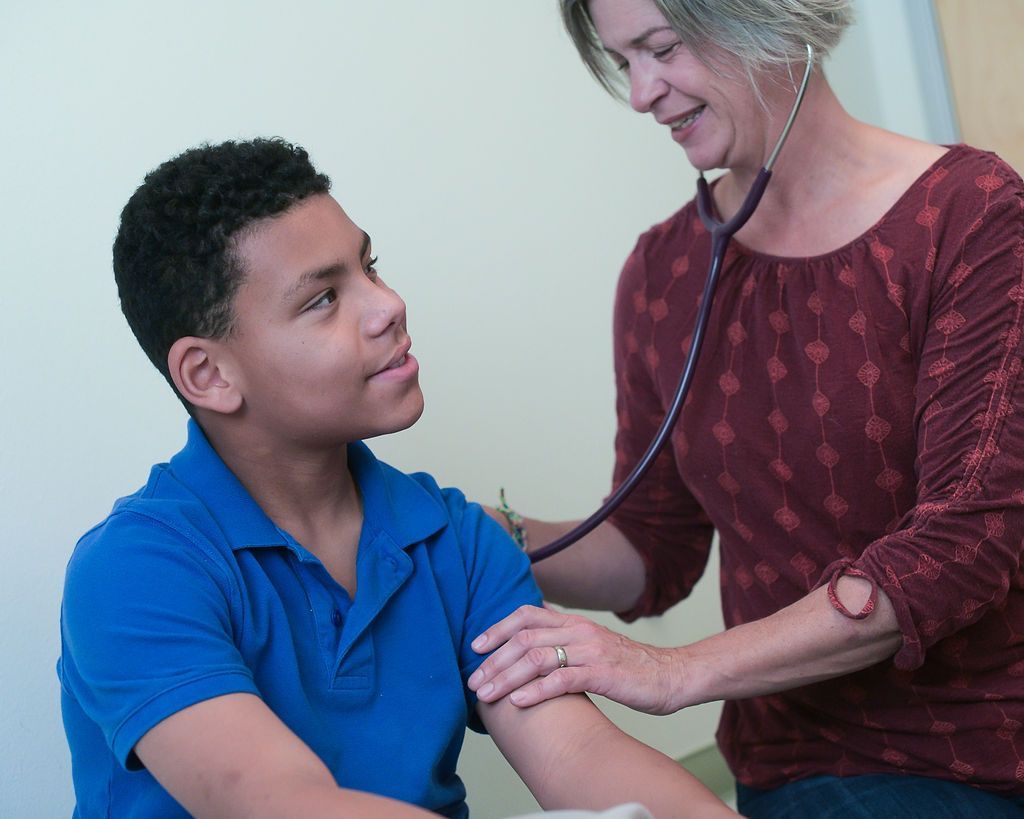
[468,605,684,715]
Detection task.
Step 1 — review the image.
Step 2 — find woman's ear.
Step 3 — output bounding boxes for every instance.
[167,337,243,415]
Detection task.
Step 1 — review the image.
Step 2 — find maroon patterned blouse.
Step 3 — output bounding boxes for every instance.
[607,145,1024,792]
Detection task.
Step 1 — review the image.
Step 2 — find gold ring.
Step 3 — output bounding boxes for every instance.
[554,645,568,669]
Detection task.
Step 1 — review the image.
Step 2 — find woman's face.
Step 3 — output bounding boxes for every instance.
[588,0,765,172]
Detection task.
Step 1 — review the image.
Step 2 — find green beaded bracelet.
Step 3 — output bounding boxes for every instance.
[497,488,529,550]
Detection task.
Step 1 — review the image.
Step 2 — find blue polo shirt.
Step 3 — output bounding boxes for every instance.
[58,421,541,818]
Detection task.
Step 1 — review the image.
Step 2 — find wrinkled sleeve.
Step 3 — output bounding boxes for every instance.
[825,172,1024,670]
[59,512,258,768]
[444,489,543,730]
[606,234,715,623]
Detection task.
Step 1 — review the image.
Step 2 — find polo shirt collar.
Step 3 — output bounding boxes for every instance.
[169,420,446,551]
[345,437,447,550]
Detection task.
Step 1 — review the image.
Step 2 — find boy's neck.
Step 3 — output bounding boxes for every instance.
[200,418,364,593]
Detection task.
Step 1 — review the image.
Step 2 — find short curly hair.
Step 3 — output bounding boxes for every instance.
[112,138,331,404]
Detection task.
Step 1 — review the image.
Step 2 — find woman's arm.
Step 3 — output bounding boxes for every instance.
[485,510,646,612]
[469,573,900,712]
[676,574,901,706]
[475,157,1024,714]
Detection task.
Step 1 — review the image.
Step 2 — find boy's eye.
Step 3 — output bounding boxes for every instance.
[365,255,379,281]
[306,288,337,311]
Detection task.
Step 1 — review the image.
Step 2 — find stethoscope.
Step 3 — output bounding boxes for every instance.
[530,45,815,564]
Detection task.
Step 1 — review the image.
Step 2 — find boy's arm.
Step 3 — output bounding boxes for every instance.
[477,695,734,818]
[135,692,433,819]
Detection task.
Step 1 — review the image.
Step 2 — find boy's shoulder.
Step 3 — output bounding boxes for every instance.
[347,443,507,564]
[67,457,237,596]
[67,422,265,588]
[366,452,465,524]
[69,425,505,584]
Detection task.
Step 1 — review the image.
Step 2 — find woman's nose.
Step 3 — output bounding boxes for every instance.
[629,62,668,114]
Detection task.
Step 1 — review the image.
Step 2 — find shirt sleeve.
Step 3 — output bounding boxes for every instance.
[435,489,542,732]
[59,511,259,769]
[824,166,1024,670]
[606,231,716,622]
[450,494,543,681]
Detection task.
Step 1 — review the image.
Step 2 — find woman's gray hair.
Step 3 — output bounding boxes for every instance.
[561,0,853,98]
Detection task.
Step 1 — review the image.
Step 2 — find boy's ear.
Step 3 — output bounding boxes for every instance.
[167,337,243,415]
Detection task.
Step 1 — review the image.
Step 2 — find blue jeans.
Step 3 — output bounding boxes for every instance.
[736,774,1024,818]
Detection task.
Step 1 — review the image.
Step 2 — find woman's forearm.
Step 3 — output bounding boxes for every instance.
[485,508,646,611]
[673,575,902,709]
[471,575,902,714]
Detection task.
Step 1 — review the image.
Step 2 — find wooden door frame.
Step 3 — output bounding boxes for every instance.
[903,0,960,144]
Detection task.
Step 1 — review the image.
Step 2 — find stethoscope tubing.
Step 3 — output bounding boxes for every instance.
[528,46,814,564]
[529,170,771,564]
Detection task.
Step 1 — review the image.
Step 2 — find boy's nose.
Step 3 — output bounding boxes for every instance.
[364,279,407,337]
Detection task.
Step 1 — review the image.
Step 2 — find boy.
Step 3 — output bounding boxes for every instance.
[58,139,731,818]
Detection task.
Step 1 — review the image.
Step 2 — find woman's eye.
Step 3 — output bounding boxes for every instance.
[307,289,336,310]
[365,255,379,281]
[653,42,680,60]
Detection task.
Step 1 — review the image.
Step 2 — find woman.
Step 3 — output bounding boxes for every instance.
[468,0,1024,815]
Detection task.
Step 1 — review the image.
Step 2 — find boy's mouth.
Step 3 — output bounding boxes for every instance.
[372,339,413,377]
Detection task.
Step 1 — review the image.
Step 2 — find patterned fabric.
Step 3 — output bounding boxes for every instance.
[607,145,1024,792]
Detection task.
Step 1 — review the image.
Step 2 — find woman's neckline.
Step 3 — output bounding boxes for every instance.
[714,143,964,265]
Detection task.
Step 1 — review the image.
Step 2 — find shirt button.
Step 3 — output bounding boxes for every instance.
[331,609,343,627]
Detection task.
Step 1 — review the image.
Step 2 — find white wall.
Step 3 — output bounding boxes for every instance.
[0,1,946,816]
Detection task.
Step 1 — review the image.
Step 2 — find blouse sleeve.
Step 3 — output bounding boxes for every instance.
[607,232,716,623]
[827,165,1024,670]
